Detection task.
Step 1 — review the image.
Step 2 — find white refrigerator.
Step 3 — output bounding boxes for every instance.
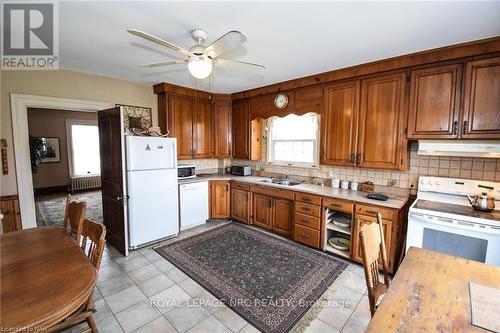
[125,136,179,248]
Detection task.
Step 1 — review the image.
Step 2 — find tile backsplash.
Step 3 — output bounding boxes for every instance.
[178,143,500,190]
[232,142,500,189]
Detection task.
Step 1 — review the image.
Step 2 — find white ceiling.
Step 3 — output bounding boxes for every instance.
[60,1,500,93]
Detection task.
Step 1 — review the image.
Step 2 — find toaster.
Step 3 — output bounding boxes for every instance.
[231,166,252,176]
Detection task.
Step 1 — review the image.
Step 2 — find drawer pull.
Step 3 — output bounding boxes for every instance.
[302,207,311,212]
[331,204,341,208]
[301,234,312,239]
[366,210,379,215]
[301,218,310,224]
[303,197,311,202]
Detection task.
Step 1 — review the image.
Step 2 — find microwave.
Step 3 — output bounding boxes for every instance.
[231,165,252,176]
[177,165,196,179]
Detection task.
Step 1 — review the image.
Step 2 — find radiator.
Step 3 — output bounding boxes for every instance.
[71,174,101,192]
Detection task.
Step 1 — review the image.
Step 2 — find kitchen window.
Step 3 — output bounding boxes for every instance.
[267,113,319,167]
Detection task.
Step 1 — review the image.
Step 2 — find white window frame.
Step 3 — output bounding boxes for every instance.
[266,114,320,168]
[65,119,100,177]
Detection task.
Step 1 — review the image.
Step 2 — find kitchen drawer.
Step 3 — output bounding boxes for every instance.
[294,224,320,248]
[231,181,250,192]
[250,184,295,200]
[355,203,394,220]
[295,202,321,217]
[323,198,354,213]
[294,212,321,230]
[295,192,322,205]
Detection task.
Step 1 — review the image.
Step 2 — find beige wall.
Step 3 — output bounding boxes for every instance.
[28,108,98,189]
[1,69,157,196]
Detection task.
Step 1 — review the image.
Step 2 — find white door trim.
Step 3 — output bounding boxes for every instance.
[10,93,112,229]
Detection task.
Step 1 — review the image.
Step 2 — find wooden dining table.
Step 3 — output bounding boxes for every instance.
[0,227,97,331]
[366,246,500,332]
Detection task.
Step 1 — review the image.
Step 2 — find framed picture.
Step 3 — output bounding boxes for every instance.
[40,137,61,163]
[116,104,153,131]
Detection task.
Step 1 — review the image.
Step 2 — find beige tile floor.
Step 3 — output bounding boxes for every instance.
[71,221,371,333]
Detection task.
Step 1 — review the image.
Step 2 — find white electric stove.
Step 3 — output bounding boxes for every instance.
[407,176,500,266]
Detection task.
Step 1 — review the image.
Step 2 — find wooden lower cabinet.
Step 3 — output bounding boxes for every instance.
[273,199,293,237]
[231,188,251,224]
[252,193,293,237]
[253,194,273,229]
[209,181,230,219]
[1,196,22,233]
[294,224,320,248]
[351,213,394,272]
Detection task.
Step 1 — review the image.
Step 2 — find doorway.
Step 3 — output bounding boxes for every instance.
[10,94,111,229]
[28,108,103,227]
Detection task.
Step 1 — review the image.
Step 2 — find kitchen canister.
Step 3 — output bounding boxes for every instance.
[341,180,349,190]
[350,181,359,191]
[331,177,340,188]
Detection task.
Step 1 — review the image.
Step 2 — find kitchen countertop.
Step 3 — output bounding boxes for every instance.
[179,174,409,209]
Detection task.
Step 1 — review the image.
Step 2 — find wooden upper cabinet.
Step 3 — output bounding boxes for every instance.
[462,56,500,138]
[357,73,407,170]
[294,86,323,115]
[193,98,213,158]
[408,64,462,139]
[168,94,193,160]
[249,95,271,119]
[250,118,262,161]
[232,99,250,159]
[209,181,230,219]
[321,81,359,166]
[213,101,232,158]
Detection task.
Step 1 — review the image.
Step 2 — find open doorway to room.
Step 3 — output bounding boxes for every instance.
[27,108,103,227]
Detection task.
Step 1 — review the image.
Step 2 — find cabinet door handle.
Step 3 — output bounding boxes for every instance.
[356,153,363,164]
[350,154,356,163]
[463,120,468,135]
[452,121,458,135]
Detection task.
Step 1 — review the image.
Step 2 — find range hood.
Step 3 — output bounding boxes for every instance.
[417,140,500,158]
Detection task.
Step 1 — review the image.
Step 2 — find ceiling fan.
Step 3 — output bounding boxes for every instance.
[128,28,265,79]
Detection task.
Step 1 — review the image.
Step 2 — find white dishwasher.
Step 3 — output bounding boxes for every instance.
[179,181,209,230]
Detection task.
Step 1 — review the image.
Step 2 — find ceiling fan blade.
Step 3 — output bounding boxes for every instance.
[139,59,186,68]
[128,29,193,57]
[214,58,265,72]
[203,31,247,58]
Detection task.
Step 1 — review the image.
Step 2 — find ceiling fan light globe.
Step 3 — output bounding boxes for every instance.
[188,56,213,79]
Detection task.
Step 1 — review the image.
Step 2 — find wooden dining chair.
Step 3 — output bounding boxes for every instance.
[48,219,106,333]
[359,212,391,317]
[63,199,86,241]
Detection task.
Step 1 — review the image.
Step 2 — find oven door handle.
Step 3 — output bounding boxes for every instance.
[410,213,500,235]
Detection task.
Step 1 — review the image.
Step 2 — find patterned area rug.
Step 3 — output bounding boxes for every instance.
[155,223,347,333]
[37,191,103,226]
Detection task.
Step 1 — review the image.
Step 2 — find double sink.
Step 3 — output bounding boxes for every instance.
[259,178,302,187]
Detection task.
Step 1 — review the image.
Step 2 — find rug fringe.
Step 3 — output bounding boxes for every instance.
[290,275,346,332]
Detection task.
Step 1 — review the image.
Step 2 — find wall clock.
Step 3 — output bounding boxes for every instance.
[274,93,288,110]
